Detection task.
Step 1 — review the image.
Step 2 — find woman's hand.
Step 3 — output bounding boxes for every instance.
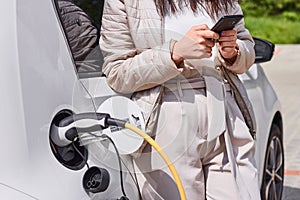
[172,25,219,65]
[218,29,239,64]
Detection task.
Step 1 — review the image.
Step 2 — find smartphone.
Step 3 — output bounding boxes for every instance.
[211,15,244,34]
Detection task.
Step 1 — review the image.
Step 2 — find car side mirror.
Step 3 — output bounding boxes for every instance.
[254,37,275,63]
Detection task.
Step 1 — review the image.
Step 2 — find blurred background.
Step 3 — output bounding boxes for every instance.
[240,0,300,44]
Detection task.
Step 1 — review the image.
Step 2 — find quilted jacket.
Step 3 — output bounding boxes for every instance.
[100,0,256,139]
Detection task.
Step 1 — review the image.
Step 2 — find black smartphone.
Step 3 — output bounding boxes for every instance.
[211,15,244,34]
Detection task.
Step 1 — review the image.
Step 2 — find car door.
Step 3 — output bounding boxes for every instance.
[1,0,140,199]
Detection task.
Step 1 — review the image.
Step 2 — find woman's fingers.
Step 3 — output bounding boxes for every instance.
[218,29,238,59]
[189,28,219,43]
[218,35,237,42]
[219,41,237,48]
[219,29,237,37]
[201,30,220,42]
[218,29,237,42]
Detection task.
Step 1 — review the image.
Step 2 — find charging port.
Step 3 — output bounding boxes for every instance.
[49,109,88,170]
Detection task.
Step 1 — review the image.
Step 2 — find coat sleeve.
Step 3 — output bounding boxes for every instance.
[217,2,255,74]
[100,0,182,94]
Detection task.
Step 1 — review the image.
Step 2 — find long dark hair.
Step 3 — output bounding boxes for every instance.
[154,0,236,18]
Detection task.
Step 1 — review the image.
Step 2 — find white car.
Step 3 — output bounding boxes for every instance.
[1,0,283,200]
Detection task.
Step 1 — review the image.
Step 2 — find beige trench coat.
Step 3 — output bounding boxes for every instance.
[100,0,256,142]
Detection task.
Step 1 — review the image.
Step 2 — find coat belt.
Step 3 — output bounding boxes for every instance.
[162,74,230,142]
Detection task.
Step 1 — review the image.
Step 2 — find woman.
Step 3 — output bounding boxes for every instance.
[100,0,260,199]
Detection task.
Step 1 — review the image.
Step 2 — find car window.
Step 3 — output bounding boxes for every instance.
[54,0,105,78]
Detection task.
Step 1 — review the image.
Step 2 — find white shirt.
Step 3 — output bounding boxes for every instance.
[163,4,226,143]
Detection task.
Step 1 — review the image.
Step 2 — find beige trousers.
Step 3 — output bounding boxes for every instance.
[137,87,261,200]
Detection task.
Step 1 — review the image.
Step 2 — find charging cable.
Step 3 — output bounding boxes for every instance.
[106,117,187,200]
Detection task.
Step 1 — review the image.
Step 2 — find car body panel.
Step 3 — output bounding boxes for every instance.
[1,1,137,199]
[2,0,90,199]
[239,64,282,184]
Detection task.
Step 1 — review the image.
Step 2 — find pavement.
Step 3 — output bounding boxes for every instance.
[261,44,300,199]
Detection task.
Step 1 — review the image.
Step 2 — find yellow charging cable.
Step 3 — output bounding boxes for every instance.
[124,122,187,200]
